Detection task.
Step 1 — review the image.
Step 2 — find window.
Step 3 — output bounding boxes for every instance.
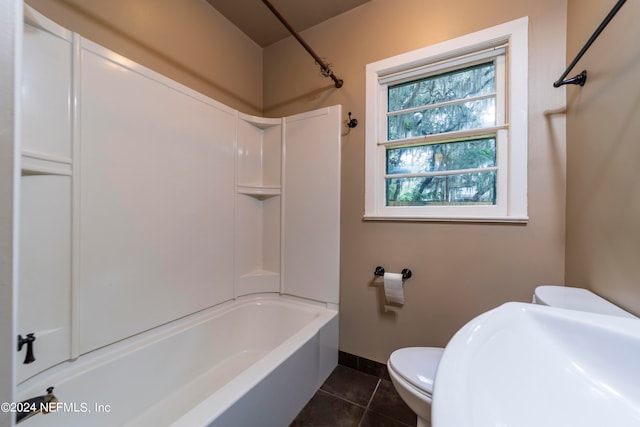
[365,18,528,222]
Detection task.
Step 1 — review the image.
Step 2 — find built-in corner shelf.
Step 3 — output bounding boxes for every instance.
[237,185,281,200]
[240,269,280,278]
[238,113,281,130]
[236,270,280,297]
[235,114,283,297]
[21,150,73,176]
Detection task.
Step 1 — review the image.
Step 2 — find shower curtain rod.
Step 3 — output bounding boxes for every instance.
[261,0,343,88]
[553,0,626,88]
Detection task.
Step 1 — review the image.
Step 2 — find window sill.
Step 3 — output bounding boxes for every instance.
[362,214,528,224]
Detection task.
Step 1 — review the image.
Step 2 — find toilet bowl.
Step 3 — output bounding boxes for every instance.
[387,347,443,427]
[388,285,635,427]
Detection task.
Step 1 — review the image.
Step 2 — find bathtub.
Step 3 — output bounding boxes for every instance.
[17,295,338,427]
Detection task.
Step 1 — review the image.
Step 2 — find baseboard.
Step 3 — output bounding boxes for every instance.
[338,351,390,381]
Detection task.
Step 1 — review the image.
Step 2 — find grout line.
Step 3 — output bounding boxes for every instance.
[317,388,367,410]
[365,379,381,411]
[357,379,381,427]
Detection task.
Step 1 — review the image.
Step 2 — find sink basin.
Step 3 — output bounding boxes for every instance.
[432,302,640,427]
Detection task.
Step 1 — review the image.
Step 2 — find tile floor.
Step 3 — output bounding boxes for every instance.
[290,352,416,427]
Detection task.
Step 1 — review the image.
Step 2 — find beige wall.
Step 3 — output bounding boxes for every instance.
[565,0,640,315]
[26,0,263,115]
[264,0,567,363]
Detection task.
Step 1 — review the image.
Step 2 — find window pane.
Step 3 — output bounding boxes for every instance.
[388,98,495,140]
[386,171,496,206]
[386,137,496,174]
[388,62,495,113]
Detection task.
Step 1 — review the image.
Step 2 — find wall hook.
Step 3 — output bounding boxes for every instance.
[347,112,358,128]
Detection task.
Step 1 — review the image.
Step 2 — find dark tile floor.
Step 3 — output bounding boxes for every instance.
[290,353,416,427]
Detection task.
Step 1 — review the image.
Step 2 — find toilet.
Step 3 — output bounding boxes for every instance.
[532,285,636,318]
[387,347,442,427]
[387,285,636,427]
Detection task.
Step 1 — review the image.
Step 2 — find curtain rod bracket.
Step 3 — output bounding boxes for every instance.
[553,70,587,88]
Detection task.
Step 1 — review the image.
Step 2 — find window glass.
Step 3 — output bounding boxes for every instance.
[388,62,496,112]
[387,62,496,141]
[387,98,496,140]
[386,137,496,206]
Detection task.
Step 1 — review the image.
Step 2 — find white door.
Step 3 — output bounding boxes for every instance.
[1,0,23,423]
[16,8,74,383]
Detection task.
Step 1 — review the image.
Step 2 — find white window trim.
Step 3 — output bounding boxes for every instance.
[364,17,528,223]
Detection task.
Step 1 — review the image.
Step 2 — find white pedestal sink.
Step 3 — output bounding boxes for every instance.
[432,302,640,426]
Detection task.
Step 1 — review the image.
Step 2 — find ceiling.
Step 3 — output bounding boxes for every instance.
[205,0,370,48]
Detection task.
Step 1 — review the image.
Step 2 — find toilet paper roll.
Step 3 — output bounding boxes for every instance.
[384,272,405,305]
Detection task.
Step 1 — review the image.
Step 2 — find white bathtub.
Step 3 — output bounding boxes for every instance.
[17,295,338,427]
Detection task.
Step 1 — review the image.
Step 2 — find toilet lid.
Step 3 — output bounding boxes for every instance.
[389,347,443,395]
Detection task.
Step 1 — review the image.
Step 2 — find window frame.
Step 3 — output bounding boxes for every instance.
[365,17,529,223]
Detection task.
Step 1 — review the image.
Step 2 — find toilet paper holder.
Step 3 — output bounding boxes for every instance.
[374,266,412,280]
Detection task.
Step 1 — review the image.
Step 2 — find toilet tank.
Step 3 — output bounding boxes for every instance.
[533,285,636,318]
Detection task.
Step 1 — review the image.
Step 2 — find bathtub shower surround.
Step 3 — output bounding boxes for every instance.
[16,6,340,426]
